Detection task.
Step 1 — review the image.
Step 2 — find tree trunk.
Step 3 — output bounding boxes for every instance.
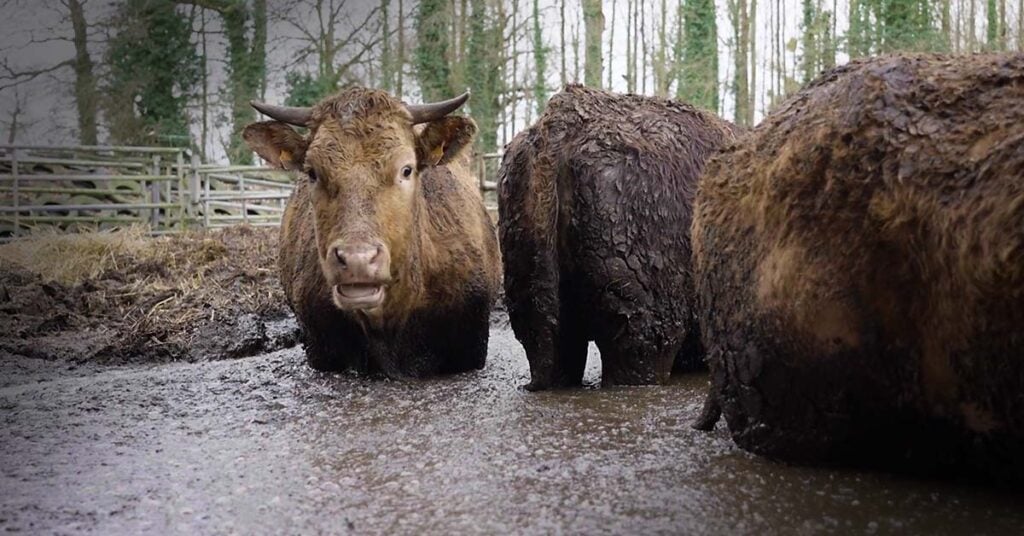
[626,0,634,91]
[68,0,97,145]
[640,0,648,94]
[416,0,454,101]
[632,0,639,91]
[801,0,816,82]
[655,0,667,96]
[454,0,469,90]
[673,0,683,98]
[468,0,499,154]
[999,0,1007,49]
[582,0,605,88]
[778,0,785,96]
[6,92,21,144]
[533,0,548,115]
[398,0,406,96]
[216,1,263,164]
[200,8,209,161]
[573,1,582,82]
[511,0,519,131]
[679,0,719,111]
[608,0,616,88]
[999,0,1006,49]
[987,0,999,49]
[941,0,951,50]
[382,0,392,91]
[497,0,508,144]
[970,0,977,51]
[253,0,266,101]
[560,0,567,87]
[748,0,756,125]
[821,12,835,70]
[733,0,750,126]
[1018,0,1023,51]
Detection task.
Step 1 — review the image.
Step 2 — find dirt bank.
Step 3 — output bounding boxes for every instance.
[0,226,298,364]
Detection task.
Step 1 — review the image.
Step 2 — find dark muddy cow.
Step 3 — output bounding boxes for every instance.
[693,54,1024,481]
[498,85,739,390]
[243,88,501,377]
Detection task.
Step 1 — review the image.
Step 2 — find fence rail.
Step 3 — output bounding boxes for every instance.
[0,144,501,241]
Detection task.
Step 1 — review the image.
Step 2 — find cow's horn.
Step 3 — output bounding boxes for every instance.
[249,101,312,127]
[406,91,471,124]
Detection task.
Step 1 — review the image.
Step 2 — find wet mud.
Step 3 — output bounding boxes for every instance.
[2,323,1022,534]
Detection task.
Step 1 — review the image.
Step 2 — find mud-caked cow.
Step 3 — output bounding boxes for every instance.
[498,85,739,390]
[693,54,1024,482]
[243,88,501,377]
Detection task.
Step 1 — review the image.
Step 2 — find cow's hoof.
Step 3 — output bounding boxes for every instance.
[692,395,722,431]
[523,379,549,392]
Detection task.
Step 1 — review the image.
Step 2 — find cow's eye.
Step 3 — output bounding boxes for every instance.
[306,169,318,183]
[401,165,413,178]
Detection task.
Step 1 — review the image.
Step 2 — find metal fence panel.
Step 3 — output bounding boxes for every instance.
[0,144,499,241]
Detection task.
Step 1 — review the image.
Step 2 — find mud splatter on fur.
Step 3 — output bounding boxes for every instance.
[693,53,1024,483]
[498,85,738,389]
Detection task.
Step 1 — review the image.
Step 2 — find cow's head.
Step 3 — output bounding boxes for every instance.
[243,88,476,312]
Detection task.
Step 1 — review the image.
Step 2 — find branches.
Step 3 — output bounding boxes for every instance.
[0,58,74,92]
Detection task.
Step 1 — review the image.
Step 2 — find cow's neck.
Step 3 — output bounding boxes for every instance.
[374,189,436,330]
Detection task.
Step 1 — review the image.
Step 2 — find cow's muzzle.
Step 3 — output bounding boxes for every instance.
[327,241,391,310]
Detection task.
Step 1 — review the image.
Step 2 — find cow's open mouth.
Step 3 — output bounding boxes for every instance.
[333,284,385,310]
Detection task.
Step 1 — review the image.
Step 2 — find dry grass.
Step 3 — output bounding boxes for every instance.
[0,226,152,286]
[0,225,291,362]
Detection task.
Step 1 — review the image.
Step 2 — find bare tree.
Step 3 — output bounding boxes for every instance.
[2,88,37,144]
[0,0,100,145]
[274,0,385,89]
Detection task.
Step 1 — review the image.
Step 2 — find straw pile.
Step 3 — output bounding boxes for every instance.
[0,225,296,363]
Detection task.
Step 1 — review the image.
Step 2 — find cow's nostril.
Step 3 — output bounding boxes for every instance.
[371,245,384,264]
[334,247,347,267]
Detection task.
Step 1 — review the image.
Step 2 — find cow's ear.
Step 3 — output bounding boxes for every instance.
[242,121,307,171]
[415,116,478,168]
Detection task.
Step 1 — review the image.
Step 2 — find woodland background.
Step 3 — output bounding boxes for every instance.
[1,0,1023,164]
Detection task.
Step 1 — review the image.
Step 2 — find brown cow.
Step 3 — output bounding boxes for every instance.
[498,85,739,390]
[693,54,1024,482]
[243,88,501,377]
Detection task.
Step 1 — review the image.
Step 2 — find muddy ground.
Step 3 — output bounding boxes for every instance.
[2,327,1024,534]
[0,227,299,364]
[1,229,1023,533]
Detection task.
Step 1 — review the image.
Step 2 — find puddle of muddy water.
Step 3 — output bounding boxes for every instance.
[1,326,1022,534]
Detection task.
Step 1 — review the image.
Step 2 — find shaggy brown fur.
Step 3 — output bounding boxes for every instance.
[244,87,501,377]
[693,54,1024,482]
[498,85,739,389]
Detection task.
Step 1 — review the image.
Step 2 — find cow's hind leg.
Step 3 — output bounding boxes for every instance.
[552,308,588,387]
[597,321,678,386]
[500,209,564,390]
